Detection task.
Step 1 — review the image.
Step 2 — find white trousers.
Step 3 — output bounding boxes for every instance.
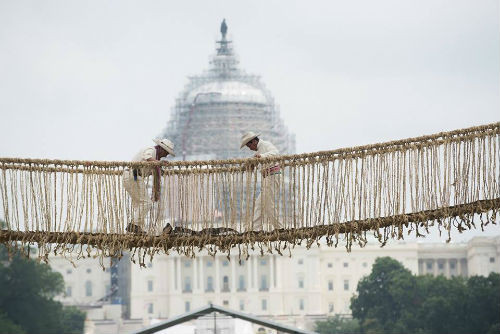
[252,174,283,231]
[123,172,152,227]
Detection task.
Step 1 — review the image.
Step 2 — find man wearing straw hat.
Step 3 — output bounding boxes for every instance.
[240,131,282,231]
[124,138,175,234]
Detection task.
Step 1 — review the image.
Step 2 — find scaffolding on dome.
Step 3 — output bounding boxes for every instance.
[160,21,295,161]
[0,122,498,266]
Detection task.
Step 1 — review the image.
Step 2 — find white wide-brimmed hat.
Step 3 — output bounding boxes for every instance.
[240,131,260,149]
[153,138,176,157]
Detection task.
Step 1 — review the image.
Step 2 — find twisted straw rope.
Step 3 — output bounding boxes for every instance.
[0,122,498,266]
[1,122,498,169]
[1,198,497,248]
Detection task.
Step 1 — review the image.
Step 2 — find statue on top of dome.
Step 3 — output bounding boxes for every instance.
[220,19,227,38]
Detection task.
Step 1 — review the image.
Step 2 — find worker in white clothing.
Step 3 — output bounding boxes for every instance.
[240,131,282,231]
[123,138,175,234]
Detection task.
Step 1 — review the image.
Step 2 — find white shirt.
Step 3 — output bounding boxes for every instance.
[132,147,155,162]
[256,140,279,157]
[131,147,156,177]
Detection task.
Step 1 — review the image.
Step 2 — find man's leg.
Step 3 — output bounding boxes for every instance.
[123,174,152,230]
[252,175,282,231]
[251,192,264,231]
[262,175,282,230]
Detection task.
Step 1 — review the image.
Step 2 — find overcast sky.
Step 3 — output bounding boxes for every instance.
[0,0,498,241]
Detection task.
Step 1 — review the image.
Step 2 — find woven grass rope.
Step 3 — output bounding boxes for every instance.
[0,122,499,266]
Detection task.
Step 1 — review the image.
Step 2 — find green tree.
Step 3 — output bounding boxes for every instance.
[350,256,500,334]
[464,273,500,334]
[416,275,468,334]
[0,312,25,334]
[315,315,360,334]
[61,306,86,334]
[350,257,418,334]
[0,244,86,334]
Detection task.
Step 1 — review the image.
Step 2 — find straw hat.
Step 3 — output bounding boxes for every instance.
[240,131,260,149]
[153,138,176,156]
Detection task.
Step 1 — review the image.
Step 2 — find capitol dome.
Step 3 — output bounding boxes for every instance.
[186,81,268,105]
[160,20,295,161]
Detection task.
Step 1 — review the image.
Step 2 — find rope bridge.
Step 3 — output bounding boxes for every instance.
[1,122,499,265]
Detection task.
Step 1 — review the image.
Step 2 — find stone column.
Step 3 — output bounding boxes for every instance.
[231,256,237,292]
[200,257,205,292]
[194,256,199,292]
[247,258,252,291]
[270,255,275,290]
[215,256,220,293]
[253,256,258,290]
[168,258,175,292]
[176,257,182,292]
[276,257,282,290]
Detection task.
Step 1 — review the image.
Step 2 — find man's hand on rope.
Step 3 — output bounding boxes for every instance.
[242,154,261,172]
[160,160,170,175]
[152,190,160,202]
[245,160,257,172]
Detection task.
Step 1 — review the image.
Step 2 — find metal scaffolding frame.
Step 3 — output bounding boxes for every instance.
[131,304,317,334]
[160,22,295,161]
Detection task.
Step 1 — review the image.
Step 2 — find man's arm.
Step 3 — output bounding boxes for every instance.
[257,150,278,158]
[146,157,161,202]
[255,141,279,158]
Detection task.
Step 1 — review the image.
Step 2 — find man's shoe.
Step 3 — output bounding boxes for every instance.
[126,223,144,234]
[162,223,173,234]
[174,226,195,236]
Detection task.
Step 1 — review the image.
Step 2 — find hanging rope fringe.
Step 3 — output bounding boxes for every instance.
[0,122,499,265]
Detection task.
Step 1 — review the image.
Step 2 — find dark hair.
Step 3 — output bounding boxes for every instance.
[246,137,259,147]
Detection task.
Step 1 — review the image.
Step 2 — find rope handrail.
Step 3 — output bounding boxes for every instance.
[1,122,498,169]
[0,121,498,266]
[0,129,497,176]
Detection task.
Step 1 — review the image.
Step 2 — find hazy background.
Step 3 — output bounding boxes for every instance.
[0,0,498,241]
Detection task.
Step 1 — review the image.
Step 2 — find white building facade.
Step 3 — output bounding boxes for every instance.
[50,255,112,306]
[129,244,416,324]
[127,236,500,330]
[47,235,500,333]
